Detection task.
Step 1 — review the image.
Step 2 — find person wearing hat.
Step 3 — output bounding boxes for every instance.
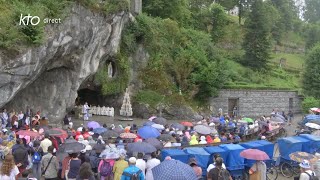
[189,158,202,179]
[207,154,226,173]
[207,157,231,180]
[121,157,145,180]
[299,160,316,180]
[113,153,128,180]
[199,136,207,144]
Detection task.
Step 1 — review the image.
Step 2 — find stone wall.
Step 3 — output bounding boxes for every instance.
[210,89,302,117]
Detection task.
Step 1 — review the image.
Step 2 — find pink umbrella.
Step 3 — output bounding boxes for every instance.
[240,149,270,161]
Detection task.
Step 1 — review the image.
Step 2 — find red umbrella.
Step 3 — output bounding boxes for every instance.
[240,149,270,161]
[180,121,193,127]
[120,133,137,139]
[16,130,40,137]
[51,128,68,138]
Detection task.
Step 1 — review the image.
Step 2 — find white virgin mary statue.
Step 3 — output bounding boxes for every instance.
[108,62,113,78]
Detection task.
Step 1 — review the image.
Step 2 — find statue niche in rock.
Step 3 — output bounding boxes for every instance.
[108,62,113,78]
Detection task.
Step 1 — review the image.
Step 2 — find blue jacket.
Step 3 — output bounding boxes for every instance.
[121,165,145,180]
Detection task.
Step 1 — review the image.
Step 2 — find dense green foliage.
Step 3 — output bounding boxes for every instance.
[302,97,320,113]
[123,14,227,101]
[303,43,320,98]
[241,0,276,69]
[0,0,130,51]
[304,0,320,24]
[0,0,70,49]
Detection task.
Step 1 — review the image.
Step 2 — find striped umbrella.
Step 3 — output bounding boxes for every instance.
[289,152,318,163]
[120,133,137,139]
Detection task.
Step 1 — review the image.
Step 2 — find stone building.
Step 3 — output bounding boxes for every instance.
[210,89,302,117]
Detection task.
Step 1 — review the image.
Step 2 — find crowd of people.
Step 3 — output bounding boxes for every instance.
[0,106,315,180]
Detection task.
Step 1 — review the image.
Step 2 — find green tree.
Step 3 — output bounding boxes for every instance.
[216,0,238,10]
[304,0,320,23]
[241,0,276,69]
[270,0,299,42]
[305,24,320,50]
[303,43,320,98]
[238,0,253,25]
[142,0,191,25]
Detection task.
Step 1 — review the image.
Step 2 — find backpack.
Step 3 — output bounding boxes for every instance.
[99,160,113,177]
[305,171,319,180]
[123,169,142,180]
[32,147,41,164]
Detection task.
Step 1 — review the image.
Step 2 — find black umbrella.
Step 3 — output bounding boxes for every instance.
[171,123,185,130]
[102,130,120,139]
[153,117,167,125]
[127,142,157,154]
[59,142,86,153]
[93,144,106,153]
[145,138,163,149]
[46,129,63,136]
[158,134,176,142]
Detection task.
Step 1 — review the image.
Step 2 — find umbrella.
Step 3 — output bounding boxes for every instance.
[151,124,165,130]
[100,150,120,159]
[102,130,119,139]
[158,134,176,142]
[87,121,101,129]
[305,123,320,130]
[93,144,106,153]
[148,116,157,121]
[127,142,157,154]
[16,130,40,137]
[51,128,68,138]
[312,130,320,136]
[59,142,86,153]
[193,125,214,135]
[242,118,254,123]
[270,117,284,123]
[180,121,193,127]
[237,120,248,124]
[143,121,155,126]
[138,126,160,139]
[210,117,220,123]
[45,129,63,136]
[171,123,185,130]
[152,117,167,125]
[152,159,197,180]
[240,149,270,160]
[193,114,203,121]
[113,127,125,134]
[309,120,320,125]
[289,152,318,163]
[120,133,137,139]
[145,138,163,149]
[93,128,108,134]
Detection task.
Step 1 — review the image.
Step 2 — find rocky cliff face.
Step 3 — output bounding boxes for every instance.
[0,4,130,120]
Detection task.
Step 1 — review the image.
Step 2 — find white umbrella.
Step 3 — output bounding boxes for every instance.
[306,123,320,130]
[152,124,165,130]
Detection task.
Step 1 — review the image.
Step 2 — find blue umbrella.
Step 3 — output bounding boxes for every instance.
[152,160,197,180]
[127,142,157,154]
[143,121,155,126]
[138,126,160,139]
[93,127,108,134]
[171,123,185,130]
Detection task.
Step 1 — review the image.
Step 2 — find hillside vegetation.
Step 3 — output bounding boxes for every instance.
[2,0,320,109]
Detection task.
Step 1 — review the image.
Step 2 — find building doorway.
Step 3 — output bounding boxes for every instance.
[289,98,293,110]
[228,98,239,117]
